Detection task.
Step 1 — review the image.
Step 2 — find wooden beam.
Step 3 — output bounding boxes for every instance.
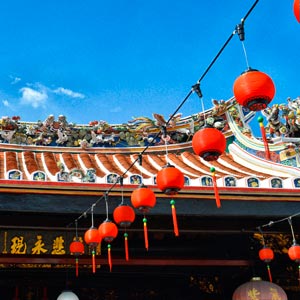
[0,256,251,267]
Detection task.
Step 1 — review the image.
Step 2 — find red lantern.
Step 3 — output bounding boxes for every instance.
[232,277,287,300]
[192,127,226,161]
[98,220,118,272]
[259,246,274,282]
[294,0,300,23]
[131,184,156,213]
[84,227,101,273]
[259,247,274,262]
[84,227,101,246]
[233,69,275,111]
[288,243,300,262]
[113,204,135,227]
[69,240,84,277]
[156,164,184,236]
[156,164,184,195]
[131,185,156,250]
[98,220,118,243]
[113,204,135,260]
[70,240,85,255]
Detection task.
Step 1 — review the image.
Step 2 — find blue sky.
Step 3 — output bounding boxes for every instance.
[0,0,298,125]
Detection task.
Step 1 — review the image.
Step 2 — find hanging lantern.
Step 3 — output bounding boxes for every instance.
[288,243,300,284]
[113,204,135,227]
[259,247,274,262]
[232,277,287,300]
[131,184,156,213]
[294,0,300,23]
[233,68,275,111]
[57,290,79,300]
[69,240,84,277]
[288,243,300,262]
[259,246,274,282]
[156,164,184,195]
[131,184,156,250]
[98,220,118,243]
[156,164,184,236]
[98,220,118,272]
[84,227,101,273]
[192,127,226,161]
[113,204,135,261]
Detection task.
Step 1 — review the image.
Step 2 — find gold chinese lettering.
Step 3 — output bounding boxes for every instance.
[270,288,282,300]
[31,235,48,254]
[247,288,260,300]
[11,236,27,254]
[51,236,65,255]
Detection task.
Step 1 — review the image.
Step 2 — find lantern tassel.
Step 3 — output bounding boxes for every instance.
[210,167,221,208]
[42,287,48,300]
[92,249,96,273]
[170,199,179,236]
[143,217,149,251]
[124,233,129,261]
[108,244,112,272]
[266,264,272,282]
[14,286,19,300]
[258,117,271,160]
[75,257,79,277]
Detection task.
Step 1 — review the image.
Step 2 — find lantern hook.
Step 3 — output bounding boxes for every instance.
[75,220,79,240]
[235,20,245,41]
[91,204,96,228]
[191,83,203,99]
[104,192,109,221]
[257,226,266,247]
[288,217,297,245]
[119,176,125,205]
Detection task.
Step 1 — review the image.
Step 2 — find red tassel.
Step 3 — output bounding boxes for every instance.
[14,286,19,300]
[170,199,179,236]
[267,264,272,282]
[211,167,221,208]
[42,287,48,300]
[92,249,96,273]
[124,233,129,261]
[108,244,112,272]
[143,217,149,251]
[258,117,271,160]
[75,257,79,277]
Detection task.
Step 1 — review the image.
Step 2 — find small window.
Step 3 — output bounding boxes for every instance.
[224,176,237,187]
[201,176,213,187]
[247,177,259,188]
[7,170,22,180]
[271,178,283,188]
[293,178,300,188]
[106,173,119,184]
[32,171,46,181]
[184,176,190,186]
[130,174,142,185]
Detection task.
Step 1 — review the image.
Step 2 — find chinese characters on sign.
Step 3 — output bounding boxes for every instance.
[2,230,85,256]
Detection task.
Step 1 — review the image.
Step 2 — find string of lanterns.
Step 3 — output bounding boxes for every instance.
[54,2,300,300]
[257,211,300,283]
[62,0,299,281]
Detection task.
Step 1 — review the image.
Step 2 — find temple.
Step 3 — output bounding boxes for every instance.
[1,95,300,299]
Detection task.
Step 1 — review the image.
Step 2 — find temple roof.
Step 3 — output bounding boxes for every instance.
[1,96,300,190]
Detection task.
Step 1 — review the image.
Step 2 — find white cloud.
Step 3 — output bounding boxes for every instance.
[10,76,21,85]
[53,87,85,99]
[2,99,10,107]
[110,106,122,113]
[20,87,48,108]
